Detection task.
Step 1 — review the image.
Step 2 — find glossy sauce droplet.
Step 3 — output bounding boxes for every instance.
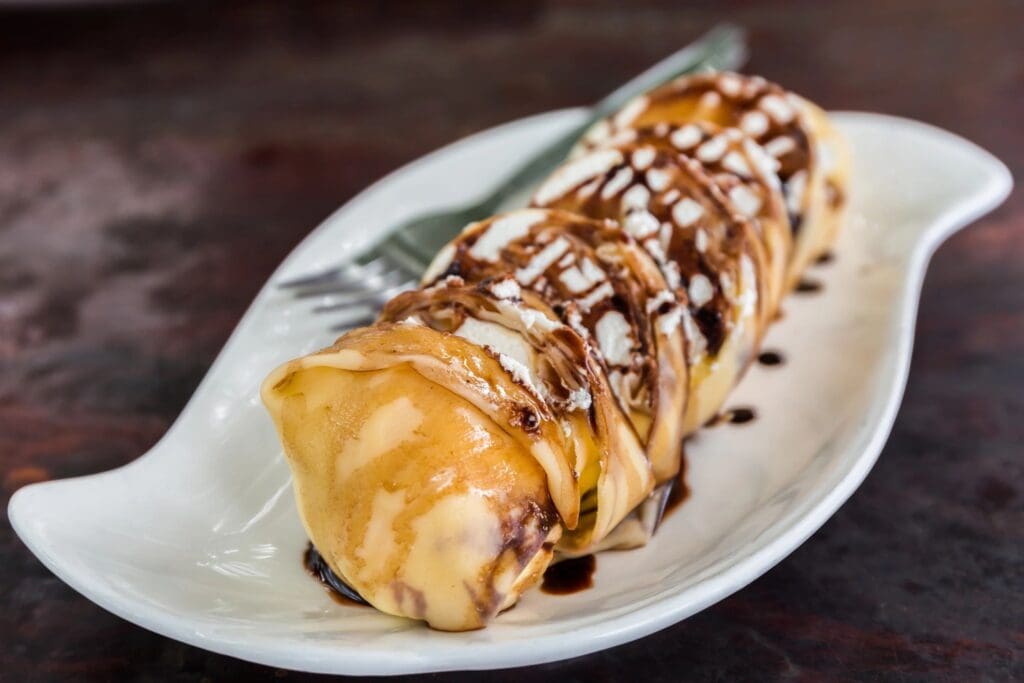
[704,406,758,427]
[304,543,369,606]
[795,278,823,294]
[541,554,596,595]
[757,350,785,366]
[728,407,757,424]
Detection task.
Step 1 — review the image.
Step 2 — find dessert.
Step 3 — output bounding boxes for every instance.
[261,71,848,630]
[577,72,850,288]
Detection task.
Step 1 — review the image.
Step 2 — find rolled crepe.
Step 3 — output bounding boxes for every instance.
[572,121,792,319]
[263,323,569,630]
[381,276,654,551]
[532,144,770,432]
[261,71,849,631]
[424,209,687,484]
[577,71,850,288]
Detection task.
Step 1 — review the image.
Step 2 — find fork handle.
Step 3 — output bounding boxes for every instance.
[391,24,747,261]
[477,24,747,213]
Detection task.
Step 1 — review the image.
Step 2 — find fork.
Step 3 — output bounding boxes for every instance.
[281,24,748,328]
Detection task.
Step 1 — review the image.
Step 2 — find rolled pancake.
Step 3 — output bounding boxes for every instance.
[532,146,769,432]
[381,277,654,551]
[575,121,792,322]
[262,323,571,630]
[424,208,687,484]
[579,71,849,289]
[260,71,850,632]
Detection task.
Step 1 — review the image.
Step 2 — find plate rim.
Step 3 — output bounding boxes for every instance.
[8,109,1013,675]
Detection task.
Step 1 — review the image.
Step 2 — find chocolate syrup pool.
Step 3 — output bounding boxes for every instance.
[304,543,369,606]
[541,554,597,595]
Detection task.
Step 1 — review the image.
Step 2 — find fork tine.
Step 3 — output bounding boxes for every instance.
[292,269,408,298]
[312,280,417,314]
[376,238,433,280]
[277,255,390,289]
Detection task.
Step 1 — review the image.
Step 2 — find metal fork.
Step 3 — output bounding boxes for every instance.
[281,24,747,328]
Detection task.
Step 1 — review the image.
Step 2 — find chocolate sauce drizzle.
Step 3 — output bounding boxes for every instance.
[706,406,758,426]
[795,278,823,294]
[757,350,785,366]
[303,543,369,606]
[815,250,835,266]
[727,407,757,424]
[541,554,596,595]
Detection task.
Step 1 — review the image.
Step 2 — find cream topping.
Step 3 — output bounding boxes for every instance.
[630,147,656,170]
[645,168,671,192]
[595,311,634,366]
[534,149,624,206]
[672,197,704,227]
[515,237,571,285]
[669,124,703,150]
[688,273,714,307]
[469,210,546,262]
[602,166,635,199]
[623,209,660,239]
[729,184,762,218]
[622,183,652,210]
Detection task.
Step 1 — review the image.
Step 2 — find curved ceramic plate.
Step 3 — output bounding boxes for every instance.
[9,110,1011,675]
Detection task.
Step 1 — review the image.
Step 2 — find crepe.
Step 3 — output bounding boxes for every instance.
[532,142,770,432]
[577,71,850,288]
[261,71,849,630]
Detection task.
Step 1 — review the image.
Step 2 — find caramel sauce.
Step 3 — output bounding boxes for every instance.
[303,543,369,607]
[541,554,596,595]
[795,278,823,294]
[757,350,785,366]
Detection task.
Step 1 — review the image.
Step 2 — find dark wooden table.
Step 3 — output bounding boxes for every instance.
[1,1,1021,680]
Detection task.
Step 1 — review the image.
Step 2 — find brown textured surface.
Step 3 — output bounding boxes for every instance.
[1,1,1021,680]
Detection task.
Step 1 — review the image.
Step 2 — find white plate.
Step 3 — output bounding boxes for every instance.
[9,109,1011,675]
